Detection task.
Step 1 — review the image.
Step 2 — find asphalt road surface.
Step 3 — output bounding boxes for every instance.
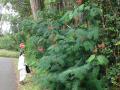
[0,57,17,90]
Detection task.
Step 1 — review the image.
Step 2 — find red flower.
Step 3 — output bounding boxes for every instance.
[76,0,83,5]
[98,42,105,49]
[48,26,54,30]
[19,43,25,49]
[38,47,44,53]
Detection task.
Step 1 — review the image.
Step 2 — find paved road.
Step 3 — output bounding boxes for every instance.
[0,57,17,90]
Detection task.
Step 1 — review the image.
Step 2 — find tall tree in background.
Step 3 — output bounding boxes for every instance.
[30,0,44,20]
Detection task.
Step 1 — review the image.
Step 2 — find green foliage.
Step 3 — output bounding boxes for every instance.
[23,1,108,90]
[15,0,120,89]
[97,55,108,65]
[0,49,19,58]
[107,63,120,87]
[87,54,96,63]
[20,18,34,33]
[47,0,56,3]
[0,35,17,50]
[87,54,108,65]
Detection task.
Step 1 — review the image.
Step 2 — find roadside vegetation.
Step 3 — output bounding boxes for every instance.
[0,0,120,90]
[0,49,19,58]
[0,35,18,50]
[19,76,39,90]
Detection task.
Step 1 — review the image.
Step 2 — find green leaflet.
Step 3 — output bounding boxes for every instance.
[90,7,102,17]
[59,64,91,83]
[83,41,94,51]
[60,4,85,23]
[48,0,56,3]
[115,41,120,46]
[87,54,109,65]
[97,55,109,65]
[87,54,96,63]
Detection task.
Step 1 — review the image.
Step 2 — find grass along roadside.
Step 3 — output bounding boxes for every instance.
[19,76,39,90]
[0,49,19,58]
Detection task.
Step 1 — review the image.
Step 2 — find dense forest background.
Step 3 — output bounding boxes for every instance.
[0,0,120,90]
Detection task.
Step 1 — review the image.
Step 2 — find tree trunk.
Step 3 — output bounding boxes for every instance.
[30,0,44,20]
